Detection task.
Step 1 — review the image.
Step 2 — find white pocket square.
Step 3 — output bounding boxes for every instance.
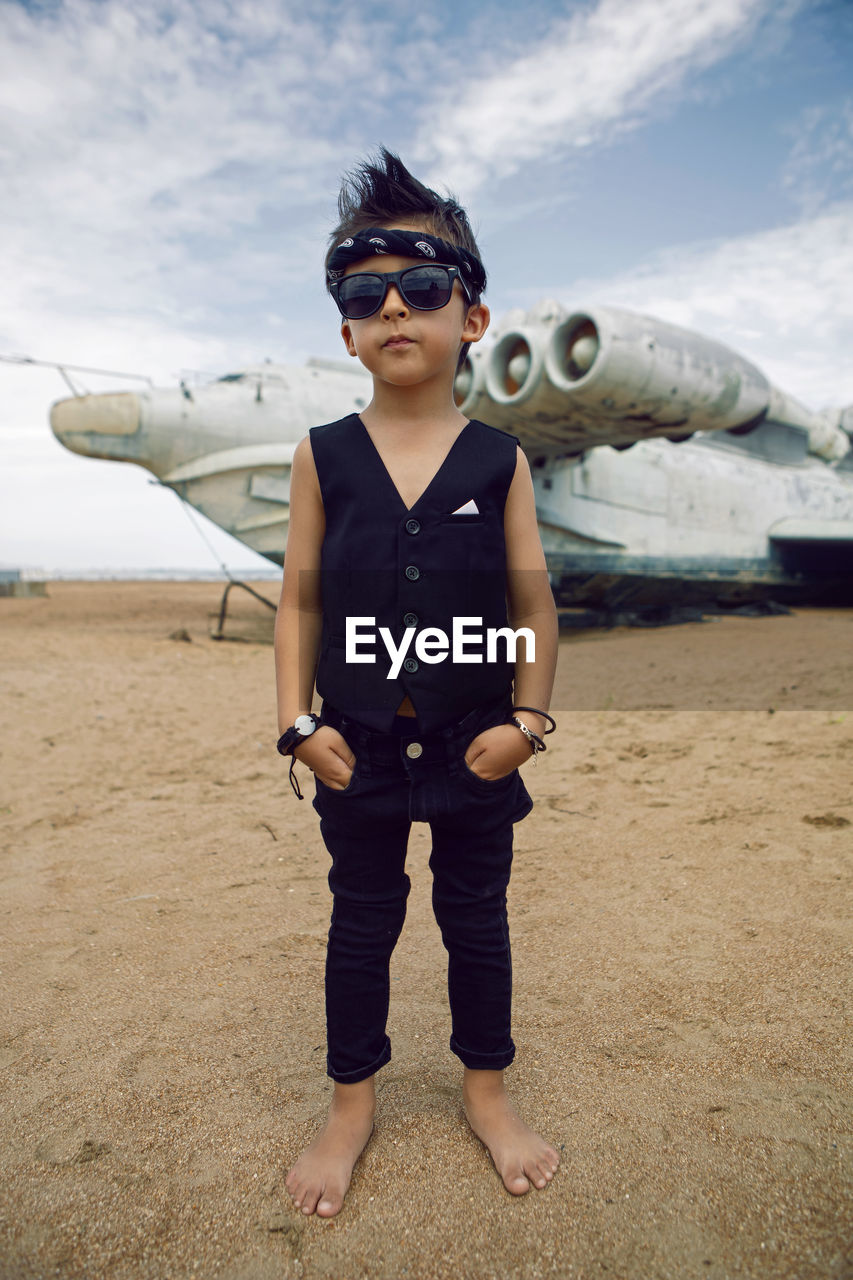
[451,499,479,516]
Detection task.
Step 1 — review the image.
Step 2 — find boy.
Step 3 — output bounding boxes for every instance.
[274,149,560,1218]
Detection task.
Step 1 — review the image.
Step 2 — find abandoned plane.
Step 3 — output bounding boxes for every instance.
[48,300,853,610]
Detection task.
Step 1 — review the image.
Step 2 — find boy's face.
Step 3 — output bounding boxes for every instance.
[338,223,489,390]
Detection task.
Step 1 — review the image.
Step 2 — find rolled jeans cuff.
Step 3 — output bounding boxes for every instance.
[450,1035,516,1072]
[327,1036,391,1084]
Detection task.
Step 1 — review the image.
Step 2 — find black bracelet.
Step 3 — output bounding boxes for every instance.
[510,716,547,755]
[511,705,556,734]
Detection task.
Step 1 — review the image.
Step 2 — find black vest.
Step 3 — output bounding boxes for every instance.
[310,413,519,733]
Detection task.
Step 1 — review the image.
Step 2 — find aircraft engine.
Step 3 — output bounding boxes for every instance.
[459,304,849,460]
[476,323,585,448]
[544,307,771,432]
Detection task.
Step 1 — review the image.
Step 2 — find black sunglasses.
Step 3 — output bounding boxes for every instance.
[330,264,472,320]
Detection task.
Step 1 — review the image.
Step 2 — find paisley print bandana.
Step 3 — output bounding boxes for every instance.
[327,227,487,295]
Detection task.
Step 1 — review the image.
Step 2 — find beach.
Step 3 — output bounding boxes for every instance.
[1,581,851,1280]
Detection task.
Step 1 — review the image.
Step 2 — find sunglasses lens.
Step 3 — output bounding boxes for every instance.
[400,266,453,310]
[337,274,384,319]
[336,266,455,317]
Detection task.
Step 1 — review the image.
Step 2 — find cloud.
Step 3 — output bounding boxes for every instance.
[0,0,440,360]
[555,204,853,410]
[781,98,853,218]
[0,0,480,569]
[414,0,787,196]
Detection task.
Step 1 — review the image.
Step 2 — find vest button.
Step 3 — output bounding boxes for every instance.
[403,612,418,627]
[405,565,420,581]
[405,742,423,759]
[405,518,421,535]
[403,657,419,673]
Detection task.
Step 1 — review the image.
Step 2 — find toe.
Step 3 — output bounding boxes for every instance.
[503,1166,531,1196]
[297,1183,322,1216]
[316,1192,343,1218]
[525,1154,555,1190]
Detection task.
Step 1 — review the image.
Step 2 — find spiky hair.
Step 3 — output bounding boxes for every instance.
[325,147,486,297]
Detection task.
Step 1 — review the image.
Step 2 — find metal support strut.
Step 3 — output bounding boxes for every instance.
[211,579,277,640]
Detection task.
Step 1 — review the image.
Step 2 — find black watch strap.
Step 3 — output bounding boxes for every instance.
[276,713,319,757]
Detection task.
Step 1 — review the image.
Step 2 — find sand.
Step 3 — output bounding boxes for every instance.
[1,581,851,1280]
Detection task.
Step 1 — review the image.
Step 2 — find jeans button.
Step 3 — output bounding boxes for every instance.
[405,742,423,759]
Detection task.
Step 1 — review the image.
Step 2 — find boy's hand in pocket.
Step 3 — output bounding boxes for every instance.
[293,726,356,790]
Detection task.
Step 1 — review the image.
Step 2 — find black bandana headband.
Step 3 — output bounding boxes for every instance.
[326,227,486,295]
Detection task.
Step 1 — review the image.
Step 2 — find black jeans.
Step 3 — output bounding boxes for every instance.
[312,695,533,1084]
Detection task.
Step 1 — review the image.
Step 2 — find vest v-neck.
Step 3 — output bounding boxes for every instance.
[354,413,471,514]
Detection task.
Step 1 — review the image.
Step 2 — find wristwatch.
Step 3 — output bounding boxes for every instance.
[276,713,319,757]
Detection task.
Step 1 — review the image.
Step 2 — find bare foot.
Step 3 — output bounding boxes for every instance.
[463,1068,560,1196]
[285,1078,376,1217]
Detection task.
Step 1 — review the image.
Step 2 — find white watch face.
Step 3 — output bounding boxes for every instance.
[294,714,316,737]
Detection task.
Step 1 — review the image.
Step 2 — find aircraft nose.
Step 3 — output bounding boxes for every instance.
[50,392,140,453]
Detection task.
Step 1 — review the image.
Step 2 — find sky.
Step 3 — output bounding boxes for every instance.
[1,0,852,574]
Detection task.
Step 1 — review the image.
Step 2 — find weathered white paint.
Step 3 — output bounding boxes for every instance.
[49,302,853,578]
